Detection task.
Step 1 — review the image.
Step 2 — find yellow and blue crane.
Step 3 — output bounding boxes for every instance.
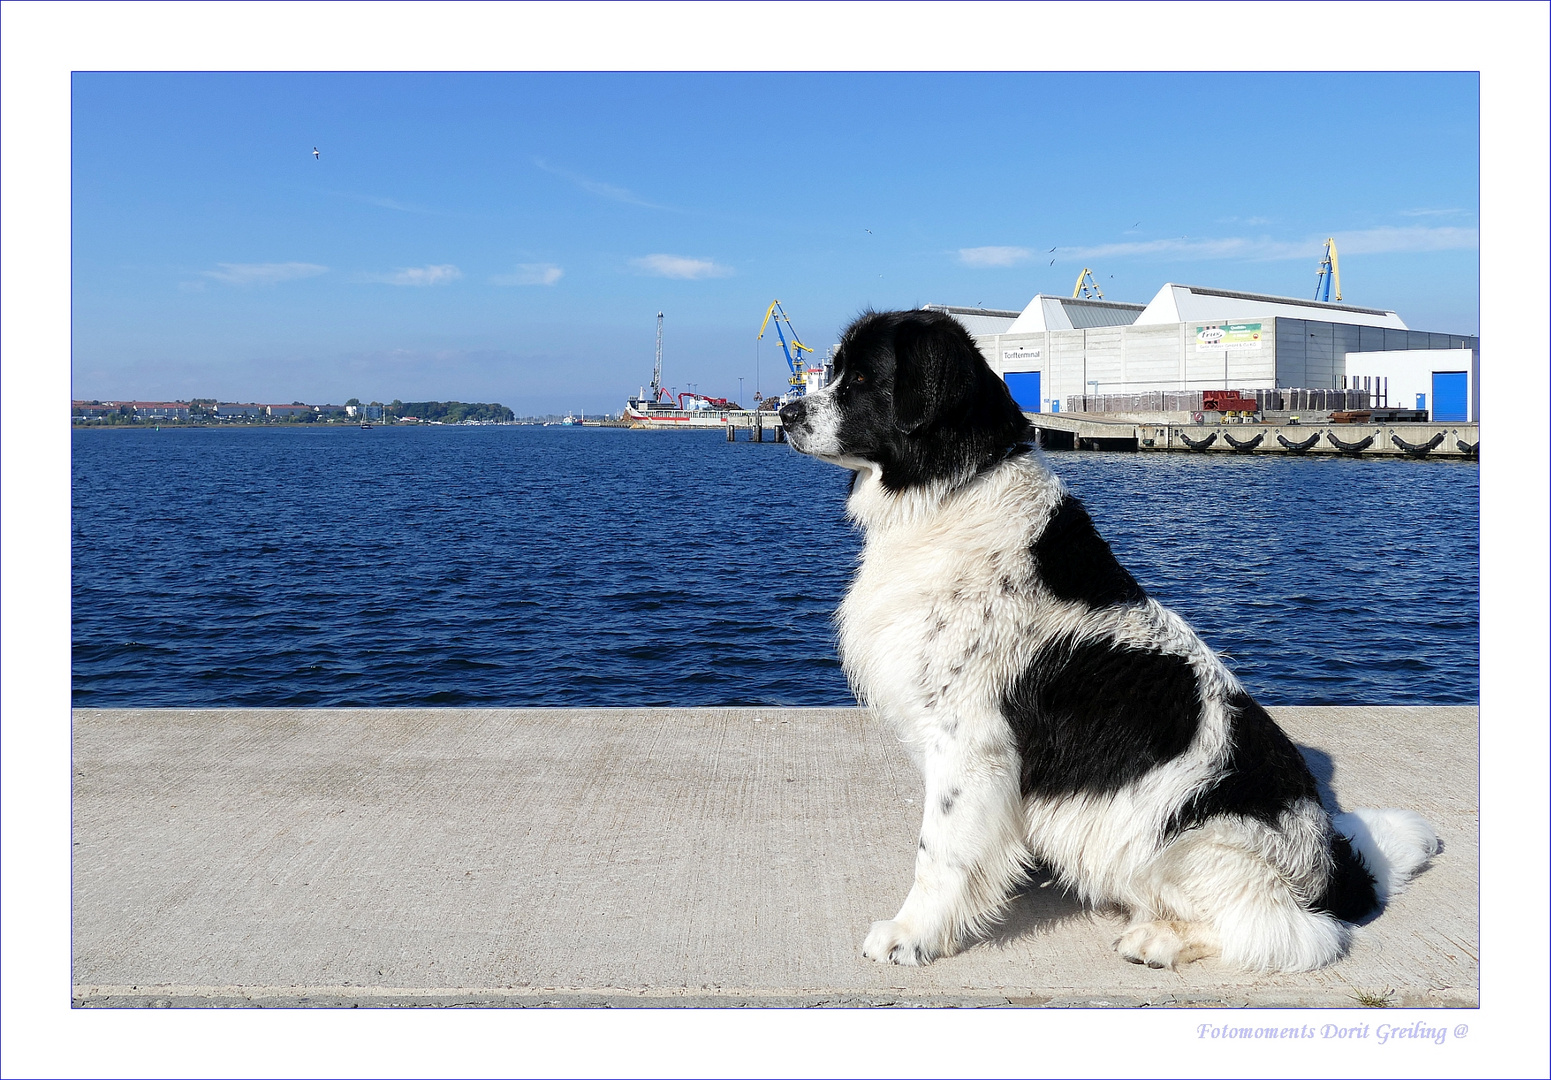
[1314,237,1342,302]
[757,300,816,399]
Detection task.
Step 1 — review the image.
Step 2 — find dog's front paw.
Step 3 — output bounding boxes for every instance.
[861,919,938,966]
[1115,920,1217,969]
[1116,921,1183,969]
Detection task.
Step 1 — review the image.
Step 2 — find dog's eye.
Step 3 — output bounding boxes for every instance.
[852,372,867,385]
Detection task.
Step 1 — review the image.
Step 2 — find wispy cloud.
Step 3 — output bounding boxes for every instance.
[202,261,328,286]
[363,264,463,286]
[1398,207,1470,218]
[630,254,733,280]
[492,263,564,286]
[958,246,1032,268]
[1335,226,1479,254]
[1063,225,1478,263]
[534,158,673,211]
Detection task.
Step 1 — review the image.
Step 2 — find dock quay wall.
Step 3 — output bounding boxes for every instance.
[1029,412,1479,458]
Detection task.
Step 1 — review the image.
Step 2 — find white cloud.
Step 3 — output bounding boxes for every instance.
[1398,207,1470,218]
[492,263,563,286]
[958,246,1032,268]
[365,264,463,286]
[630,254,733,280]
[1064,225,1478,264]
[202,262,328,286]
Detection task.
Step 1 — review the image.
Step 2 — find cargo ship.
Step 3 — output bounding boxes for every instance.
[621,307,824,429]
[624,310,754,428]
[622,389,752,428]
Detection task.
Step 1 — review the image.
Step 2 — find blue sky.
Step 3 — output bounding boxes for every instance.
[71,71,1479,414]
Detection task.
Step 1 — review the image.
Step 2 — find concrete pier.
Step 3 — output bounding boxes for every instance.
[71,705,1477,1009]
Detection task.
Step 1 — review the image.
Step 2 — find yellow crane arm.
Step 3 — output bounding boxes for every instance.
[757,299,781,340]
[1328,238,1342,302]
[756,299,813,353]
[1071,268,1104,300]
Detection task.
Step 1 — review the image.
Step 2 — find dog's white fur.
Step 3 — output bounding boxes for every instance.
[796,374,1438,973]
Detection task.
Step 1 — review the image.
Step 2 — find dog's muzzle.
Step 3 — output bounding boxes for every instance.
[778,399,811,447]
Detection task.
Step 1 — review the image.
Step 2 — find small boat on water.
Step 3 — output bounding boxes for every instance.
[360,422,373,429]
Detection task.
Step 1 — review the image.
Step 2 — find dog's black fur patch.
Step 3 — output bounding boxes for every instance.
[1005,638,1202,798]
[1165,692,1323,833]
[1313,832,1381,922]
[1032,495,1146,608]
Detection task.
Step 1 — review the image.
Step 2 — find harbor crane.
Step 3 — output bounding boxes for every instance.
[1314,238,1342,302]
[648,311,671,404]
[1072,267,1104,300]
[757,300,817,401]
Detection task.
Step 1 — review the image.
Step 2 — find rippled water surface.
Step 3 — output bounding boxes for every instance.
[73,426,1478,707]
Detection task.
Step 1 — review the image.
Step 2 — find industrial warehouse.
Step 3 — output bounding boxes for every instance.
[928,279,1480,426]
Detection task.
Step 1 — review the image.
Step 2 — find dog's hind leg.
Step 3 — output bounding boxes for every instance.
[861,738,1029,966]
[1125,815,1349,973]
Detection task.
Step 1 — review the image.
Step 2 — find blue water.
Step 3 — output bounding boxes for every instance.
[71,426,1478,707]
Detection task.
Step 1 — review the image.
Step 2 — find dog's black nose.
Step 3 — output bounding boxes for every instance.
[778,399,806,427]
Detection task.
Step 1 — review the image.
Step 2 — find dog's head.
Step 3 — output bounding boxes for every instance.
[779,309,1030,491]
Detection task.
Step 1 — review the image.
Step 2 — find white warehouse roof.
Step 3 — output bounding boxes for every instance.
[1003,295,1147,334]
[920,304,1023,335]
[1134,283,1409,329]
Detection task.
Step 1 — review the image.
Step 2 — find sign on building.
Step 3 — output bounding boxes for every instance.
[1193,322,1263,352]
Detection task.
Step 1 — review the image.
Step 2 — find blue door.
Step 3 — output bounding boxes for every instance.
[1003,371,1041,413]
[1431,371,1467,421]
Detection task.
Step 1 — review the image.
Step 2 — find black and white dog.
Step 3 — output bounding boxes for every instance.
[778,309,1437,972]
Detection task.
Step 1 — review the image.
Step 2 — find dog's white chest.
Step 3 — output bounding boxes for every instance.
[837,488,1038,746]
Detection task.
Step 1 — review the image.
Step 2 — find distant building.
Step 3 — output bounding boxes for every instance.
[129,401,191,420]
[266,404,314,418]
[73,400,190,420]
[72,400,120,418]
[215,403,266,418]
[954,282,1479,422]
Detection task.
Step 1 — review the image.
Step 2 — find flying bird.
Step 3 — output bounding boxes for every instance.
[1049,259,1055,266]
[1048,246,1056,252]
[864,228,873,234]
[312,147,320,160]
[1133,221,1141,227]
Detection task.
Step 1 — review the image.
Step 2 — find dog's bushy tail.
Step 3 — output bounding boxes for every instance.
[1332,808,1439,902]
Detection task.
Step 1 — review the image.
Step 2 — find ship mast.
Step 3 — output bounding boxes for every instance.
[651,311,665,402]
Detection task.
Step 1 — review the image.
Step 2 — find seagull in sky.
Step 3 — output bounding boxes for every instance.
[864,227,872,234]
[1048,246,1056,252]
[1049,259,1055,266]
[312,147,320,160]
[1132,221,1141,227]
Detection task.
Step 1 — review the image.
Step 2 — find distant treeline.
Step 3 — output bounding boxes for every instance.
[391,400,514,423]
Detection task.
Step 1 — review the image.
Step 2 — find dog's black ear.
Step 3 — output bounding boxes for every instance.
[892,316,975,433]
